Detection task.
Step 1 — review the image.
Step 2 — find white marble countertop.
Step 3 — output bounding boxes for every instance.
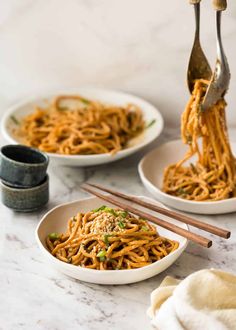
[0,1,236,328]
[0,127,236,330]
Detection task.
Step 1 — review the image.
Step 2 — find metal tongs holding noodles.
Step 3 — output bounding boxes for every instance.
[187,0,230,111]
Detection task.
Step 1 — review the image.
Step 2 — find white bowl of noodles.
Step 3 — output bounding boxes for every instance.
[139,140,236,215]
[1,87,163,167]
[35,195,188,285]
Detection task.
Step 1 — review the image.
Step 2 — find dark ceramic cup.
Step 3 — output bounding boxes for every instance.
[0,145,49,188]
[1,174,49,212]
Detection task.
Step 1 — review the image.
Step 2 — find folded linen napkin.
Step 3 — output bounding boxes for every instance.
[147,269,236,330]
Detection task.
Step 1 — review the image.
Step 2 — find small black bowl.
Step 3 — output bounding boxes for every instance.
[1,174,49,212]
[0,145,49,188]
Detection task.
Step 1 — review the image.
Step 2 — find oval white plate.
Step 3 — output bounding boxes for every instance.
[1,88,163,167]
[35,195,188,285]
[138,139,236,215]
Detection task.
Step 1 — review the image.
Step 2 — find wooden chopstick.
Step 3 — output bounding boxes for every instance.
[81,183,212,248]
[87,183,231,239]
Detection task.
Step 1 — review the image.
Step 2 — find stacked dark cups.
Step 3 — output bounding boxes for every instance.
[0,145,49,212]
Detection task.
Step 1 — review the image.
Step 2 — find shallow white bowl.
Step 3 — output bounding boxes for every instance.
[35,195,188,285]
[1,87,163,167]
[139,139,236,215]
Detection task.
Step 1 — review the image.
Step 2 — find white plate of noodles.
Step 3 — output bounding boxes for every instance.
[1,88,163,166]
[35,195,188,285]
[139,140,236,215]
[139,79,236,215]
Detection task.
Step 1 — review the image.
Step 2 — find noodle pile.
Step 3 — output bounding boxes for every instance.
[16,95,145,155]
[163,79,236,201]
[46,206,179,270]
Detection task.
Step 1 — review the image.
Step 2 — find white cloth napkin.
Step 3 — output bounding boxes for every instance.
[147,269,236,330]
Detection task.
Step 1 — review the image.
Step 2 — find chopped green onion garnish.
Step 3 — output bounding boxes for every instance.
[10,115,19,125]
[104,234,112,246]
[97,250,106,258]
[118,221,125,229]
[177,188,187,195]
[80,98,90,105]
[104,207,118,216]
[93,205,107,212]
[146,119,156,129]
[141,226,148,231]
[99,256,106,262]
[49,233,59,241]
[93,205,118,216]
[97,250,106,262]
[120,211,128,218]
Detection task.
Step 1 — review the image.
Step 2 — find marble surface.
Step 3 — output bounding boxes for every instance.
[0,1,236,329]
[0,0,236,127]
[0,127,236,330]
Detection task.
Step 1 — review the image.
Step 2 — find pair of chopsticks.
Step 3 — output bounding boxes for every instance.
[81,183,231,248]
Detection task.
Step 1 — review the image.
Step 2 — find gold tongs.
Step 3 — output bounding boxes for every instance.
[187,0,230,111]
